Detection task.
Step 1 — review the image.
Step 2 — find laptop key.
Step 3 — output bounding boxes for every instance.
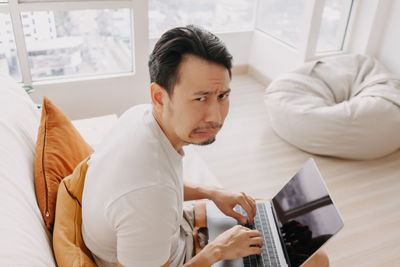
[250,255,257,266]
[243,256,251,267]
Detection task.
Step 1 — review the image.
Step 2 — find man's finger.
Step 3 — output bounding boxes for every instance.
[248,196,256,214]
[249,236,264,247]
[226,209,247,224]
[247,229,261,237]
[245,195,257,221]
[248,246,262,255]
[239,193,256,225]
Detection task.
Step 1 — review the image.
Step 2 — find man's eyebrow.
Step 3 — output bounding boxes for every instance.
[221,89,231,94]
[193,88,231,95]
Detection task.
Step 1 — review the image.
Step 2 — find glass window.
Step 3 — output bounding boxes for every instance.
[21,9,133,81]
[149,0,256,38]
[316,0,353,53]
[256,0,307,48]
[0,13,22,81]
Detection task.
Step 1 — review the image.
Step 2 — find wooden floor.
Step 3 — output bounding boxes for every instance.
[192,74,400,267]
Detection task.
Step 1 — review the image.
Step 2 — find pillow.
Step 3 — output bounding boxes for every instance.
[0,75,56,266]
[35,96,93,231]
[53,156,96,267]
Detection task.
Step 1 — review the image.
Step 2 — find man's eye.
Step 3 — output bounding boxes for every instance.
[195,97,207,102]
[218,93,229,100]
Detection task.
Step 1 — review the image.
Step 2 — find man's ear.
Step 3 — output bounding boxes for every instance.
[151,83,166,110]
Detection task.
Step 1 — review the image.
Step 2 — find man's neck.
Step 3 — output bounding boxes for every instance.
[152,109,185,156]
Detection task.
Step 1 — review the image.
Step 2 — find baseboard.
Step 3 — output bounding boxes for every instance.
[232,64,249,75]
[232,64,271,87]
[247,65,271,87]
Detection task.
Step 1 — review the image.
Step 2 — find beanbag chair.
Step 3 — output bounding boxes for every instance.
[264,54,400,160]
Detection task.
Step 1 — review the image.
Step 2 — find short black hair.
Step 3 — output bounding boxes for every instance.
[148,25,233,96]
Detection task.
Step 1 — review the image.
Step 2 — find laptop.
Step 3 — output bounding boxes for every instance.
[206,158,344,267]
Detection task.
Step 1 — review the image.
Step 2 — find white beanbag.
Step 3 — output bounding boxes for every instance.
[264,54,400,160]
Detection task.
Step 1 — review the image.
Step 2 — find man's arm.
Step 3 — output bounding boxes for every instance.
[184,181,217,201]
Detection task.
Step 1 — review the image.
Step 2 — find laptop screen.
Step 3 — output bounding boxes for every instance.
[271,159,344,267]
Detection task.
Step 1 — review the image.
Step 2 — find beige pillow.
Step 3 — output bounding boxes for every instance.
[53,156,96,267]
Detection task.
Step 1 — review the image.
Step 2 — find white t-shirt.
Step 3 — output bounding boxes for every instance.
[81,104,186,267]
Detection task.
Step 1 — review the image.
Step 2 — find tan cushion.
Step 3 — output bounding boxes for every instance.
[53,156,96,267]
[34,96,93,231]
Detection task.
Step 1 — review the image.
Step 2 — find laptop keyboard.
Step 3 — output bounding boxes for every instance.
[235,203,281,267]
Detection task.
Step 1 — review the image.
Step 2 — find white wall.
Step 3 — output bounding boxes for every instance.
[346,0,394,62]
[248,30,301,81]
[30,73,150,120]
[346,0,380,55]
[217,31,253,67]
[375,0,400,75]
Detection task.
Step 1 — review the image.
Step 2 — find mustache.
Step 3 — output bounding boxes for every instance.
[192,123,222,132]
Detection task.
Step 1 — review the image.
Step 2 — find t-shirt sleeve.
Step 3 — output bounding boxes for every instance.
[105,185,180,267]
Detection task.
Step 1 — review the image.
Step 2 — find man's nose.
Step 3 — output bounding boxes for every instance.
[204,100,222,123]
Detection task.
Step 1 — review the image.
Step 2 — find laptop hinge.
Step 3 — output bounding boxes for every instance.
[270,202,291,267]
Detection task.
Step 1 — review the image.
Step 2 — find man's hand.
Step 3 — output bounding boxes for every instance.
[183,182,256,224]
[210,225,263,260]
[184,225,262,266]
[209,188,257,225]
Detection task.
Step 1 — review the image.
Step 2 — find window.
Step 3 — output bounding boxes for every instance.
[1,1,137,85]
[21,9,134,81]
[256,0,307,48]
[0,0,361,88]
[316,0,354,53]
[0,13,22,81]
[149,0,256,38]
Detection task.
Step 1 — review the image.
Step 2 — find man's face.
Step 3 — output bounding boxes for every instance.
[161,55,230,147]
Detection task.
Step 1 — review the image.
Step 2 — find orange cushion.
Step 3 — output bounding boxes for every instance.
[53,156,96,267]
[34,96,93,231]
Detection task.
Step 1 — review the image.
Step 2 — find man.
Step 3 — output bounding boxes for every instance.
[81,25,328,267]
